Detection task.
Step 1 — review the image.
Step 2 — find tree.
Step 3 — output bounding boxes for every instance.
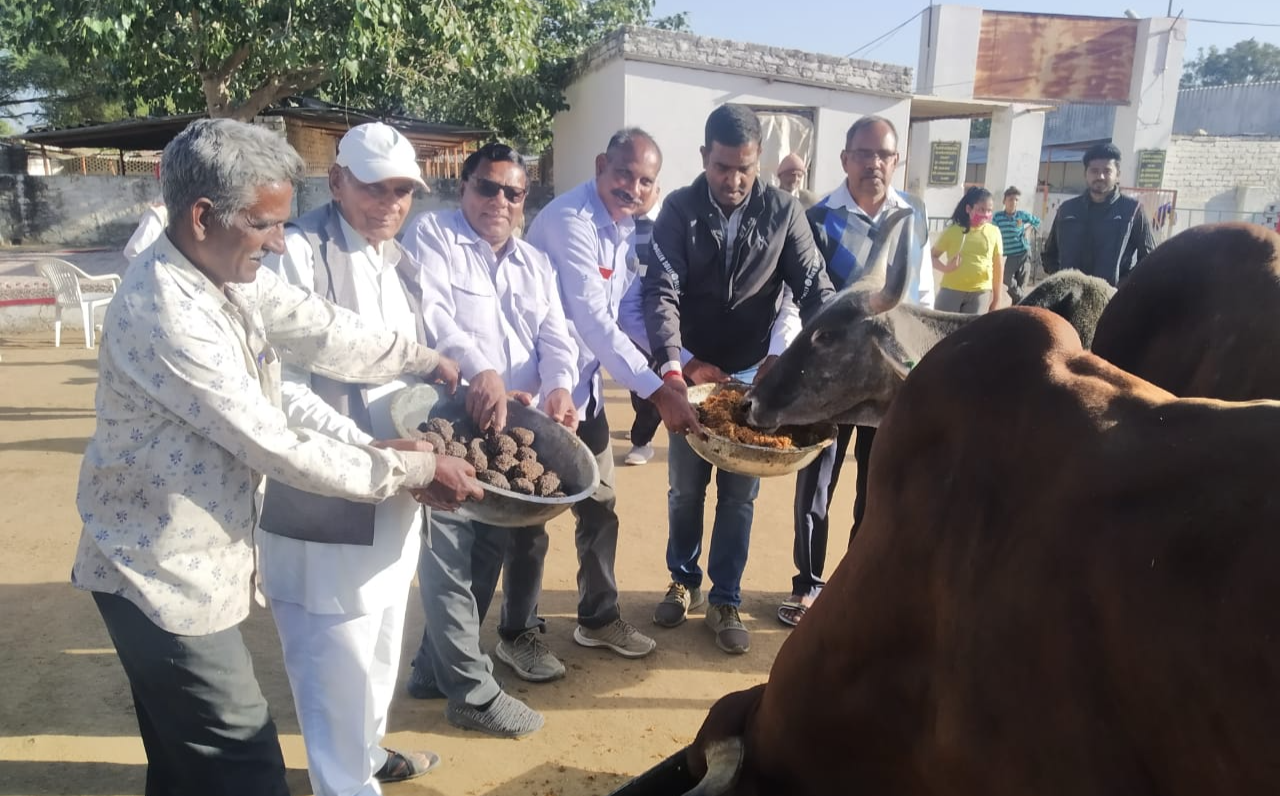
[3,0,684,148]
[1,51,130,129]
[1181,38,1280,88]
[3,0,545,122]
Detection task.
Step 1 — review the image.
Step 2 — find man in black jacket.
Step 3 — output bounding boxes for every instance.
[634,104,834,655]
[1042,143,1155,286]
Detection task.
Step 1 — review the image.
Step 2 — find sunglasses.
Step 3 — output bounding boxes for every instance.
[470,176,528,203]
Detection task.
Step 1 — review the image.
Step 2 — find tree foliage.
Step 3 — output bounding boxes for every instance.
[1181,38,1280,88]
[0,51,130,129]
[3,0,685,147]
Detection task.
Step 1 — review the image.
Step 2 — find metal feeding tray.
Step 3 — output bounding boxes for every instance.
[685,383,837,478]
[389,383,600,528]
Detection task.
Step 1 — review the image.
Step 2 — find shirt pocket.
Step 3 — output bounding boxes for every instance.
[451,278,503,352]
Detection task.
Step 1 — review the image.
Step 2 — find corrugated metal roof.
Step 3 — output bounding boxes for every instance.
[1173,82,1280,136]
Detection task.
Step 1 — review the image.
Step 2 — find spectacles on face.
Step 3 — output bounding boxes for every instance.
[846,148,898,164]
[470,176,527,203]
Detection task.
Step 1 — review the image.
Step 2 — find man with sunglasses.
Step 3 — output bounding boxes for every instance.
[258,122,480,794]
[401,142,578,738]
[779,116,933,629]
[524,129,699,665]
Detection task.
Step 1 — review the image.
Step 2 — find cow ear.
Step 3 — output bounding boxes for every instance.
[874,336,914,381]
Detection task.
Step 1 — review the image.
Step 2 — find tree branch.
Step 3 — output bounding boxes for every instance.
[223,65,330,121]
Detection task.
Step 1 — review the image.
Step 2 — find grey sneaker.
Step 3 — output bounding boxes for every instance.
[496,630,566,682]
[705,603,750,654]
[574,618,657,658]
[624,443,655,465]
[653,581,705,628]
[446,691,544,738]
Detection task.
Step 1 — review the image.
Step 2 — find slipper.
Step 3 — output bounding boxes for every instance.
[375,748,441,783]
[777,598,807,627]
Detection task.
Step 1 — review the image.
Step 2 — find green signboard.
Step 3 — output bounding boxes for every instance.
[1136,149,1166,189]
[929,141,962,186]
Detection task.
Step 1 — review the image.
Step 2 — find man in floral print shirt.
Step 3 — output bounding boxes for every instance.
[70,119,471,796]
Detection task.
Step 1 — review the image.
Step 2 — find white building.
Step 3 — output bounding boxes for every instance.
[552,26,917,200]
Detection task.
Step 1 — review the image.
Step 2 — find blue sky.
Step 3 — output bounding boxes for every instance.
[650,0,1280,81]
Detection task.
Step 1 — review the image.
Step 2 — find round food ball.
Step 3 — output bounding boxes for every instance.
[444,441,467,458]
[490,453,518,475]
[464,449,488,472]
[548,490,567,498]
[510,477,536,495]
[514,459,544,481]
[477,470,510,490]
[418,430,447,453]
[467,438,487,459]
[535,473,561,496]
[485,433,518,457]
[509,427,535,447]
[425,418,455,442]
[514,446,538,463]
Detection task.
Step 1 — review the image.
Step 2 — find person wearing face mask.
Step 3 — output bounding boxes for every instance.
[931,186,1003,314]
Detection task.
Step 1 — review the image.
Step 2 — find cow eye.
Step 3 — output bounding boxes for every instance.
[811,327,844,347]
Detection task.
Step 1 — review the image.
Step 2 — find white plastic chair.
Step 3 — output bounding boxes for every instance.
[35,258,121,348]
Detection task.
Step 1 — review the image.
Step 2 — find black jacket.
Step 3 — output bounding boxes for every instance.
[1042,190,1155,286]
[641,174,834,374]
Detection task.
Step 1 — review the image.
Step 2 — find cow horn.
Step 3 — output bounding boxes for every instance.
[681,738,745,796]
[859,207,916,315]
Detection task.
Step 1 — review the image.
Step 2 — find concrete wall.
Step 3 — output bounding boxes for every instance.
[1111,16,1187,188]
[552,58,627,193]
[619,60,911,200]
[0,176,553,249]
[1163,134,1280,215]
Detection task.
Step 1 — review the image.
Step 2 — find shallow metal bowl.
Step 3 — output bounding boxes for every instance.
[389,384,600,528]
[685,383,837,478]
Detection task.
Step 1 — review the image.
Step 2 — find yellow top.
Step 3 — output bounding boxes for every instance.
[936,223,1002,292]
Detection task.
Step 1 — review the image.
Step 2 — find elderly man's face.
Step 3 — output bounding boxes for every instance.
[777,164,805,192]
[193,181,292,288]
[330,167,417,244]
[595,140,661,222]
[841,121,899,203]
[460,158,528,250]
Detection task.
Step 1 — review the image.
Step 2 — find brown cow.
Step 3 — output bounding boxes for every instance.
[1092,222,1280,401]
[682,308,1280,795]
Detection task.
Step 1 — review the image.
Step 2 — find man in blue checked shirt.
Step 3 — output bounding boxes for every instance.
[992,185,1041,302]
[526,129,699,662]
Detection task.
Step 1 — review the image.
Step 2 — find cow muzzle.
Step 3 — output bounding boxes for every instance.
[681,737,745,796]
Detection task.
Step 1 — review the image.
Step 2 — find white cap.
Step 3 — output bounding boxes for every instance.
[335,122,427,188]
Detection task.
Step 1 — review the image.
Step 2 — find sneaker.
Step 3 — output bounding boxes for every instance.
[574,618,657,658]
[495,630,566,682]
[705,603,750,654]
[446,691,544,738]
[624,443,655,465]
[406,666,445,700]
[653,581,705,628]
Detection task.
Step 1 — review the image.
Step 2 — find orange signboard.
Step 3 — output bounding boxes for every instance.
[974,12,1137,104]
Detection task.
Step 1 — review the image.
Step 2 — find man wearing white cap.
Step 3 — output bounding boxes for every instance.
[258,122,478,794]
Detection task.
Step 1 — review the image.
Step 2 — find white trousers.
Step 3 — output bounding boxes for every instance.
[271,595,409,796]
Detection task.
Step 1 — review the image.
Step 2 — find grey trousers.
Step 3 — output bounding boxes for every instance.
[935,287,991,315]
[1004,251,1031,303]
[569,411,621,629]
[412,512,545,706]
[92,591,289,796]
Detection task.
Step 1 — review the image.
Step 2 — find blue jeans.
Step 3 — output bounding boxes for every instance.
[665,430,760,607]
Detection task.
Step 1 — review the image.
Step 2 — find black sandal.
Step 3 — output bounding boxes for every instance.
[375,748,441,783]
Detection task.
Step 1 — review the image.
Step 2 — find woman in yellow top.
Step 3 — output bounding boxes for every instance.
[930,186,1004,314]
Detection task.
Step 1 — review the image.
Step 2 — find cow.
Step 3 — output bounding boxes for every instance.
[680,307,1280,796]
[744,210,1114,430]
[1092,222,1280,401]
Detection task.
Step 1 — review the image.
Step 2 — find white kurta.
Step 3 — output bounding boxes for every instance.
[257,217,424,615]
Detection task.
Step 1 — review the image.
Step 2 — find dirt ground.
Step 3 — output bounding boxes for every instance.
[0,333,863,796]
